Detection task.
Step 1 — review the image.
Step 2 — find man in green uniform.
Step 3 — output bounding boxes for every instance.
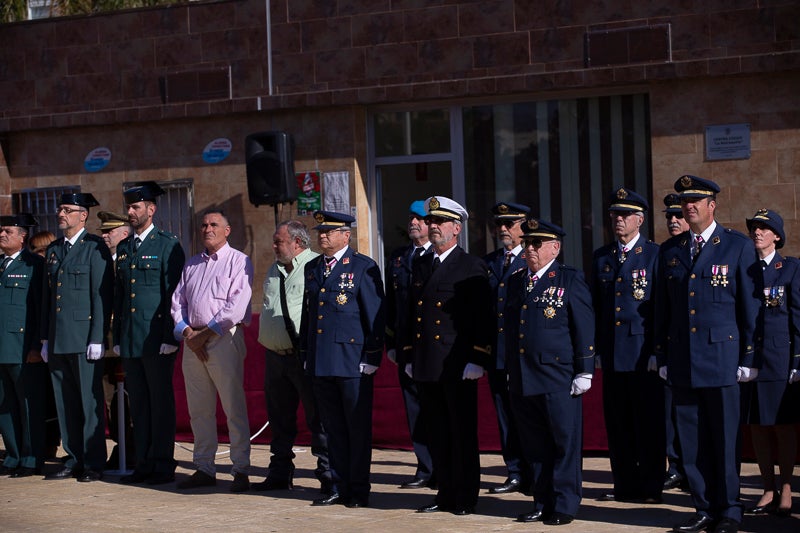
[42,193,113,482]
[113,182,185,485]
[0,214,46,478]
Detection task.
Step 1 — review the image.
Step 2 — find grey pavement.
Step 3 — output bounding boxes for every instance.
[0,441,798,532]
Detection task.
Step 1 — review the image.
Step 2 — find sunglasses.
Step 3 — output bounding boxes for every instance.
[523,238,556,249]
[494,218,523,228]
[665,213,684,220]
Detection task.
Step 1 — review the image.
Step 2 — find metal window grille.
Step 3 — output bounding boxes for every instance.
[12,185,81,235]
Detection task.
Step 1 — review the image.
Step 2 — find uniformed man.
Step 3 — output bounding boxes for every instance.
[591,188,663,503]
[114,182,185,486]
[96,210,135,469]
[483,201,531,495]
[300,211,385,508]
[41,193,113,482]
[655,175,759,533]
[384,200,435,489]
[402,196,493,516]
[0,214,46,477]
[662,193,689,491]
[504,217,595,526]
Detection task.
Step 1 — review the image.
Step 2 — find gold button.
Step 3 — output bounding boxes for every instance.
[616,277,622,282]
[690,273,696,279]
[416,333,421,339]
[56,307,61,312]
[131,264,136,269]
[690,309,695,315]
[499,282,505,287]
[728,335,733,340]
[317,329,322,334]
[498,297,504,302]
[57,282,62,287]
[498,312,503,318]
[615,291,621,296]
[436,301,442,307]
[689,291,694,296]
[88,315,92,319]
[14,283,18,287]
[56,295,61,300]
[435,319,441,325]
[615,321,621,326]
[131,279,136,284]
[519,333,524,338]
[417,300,423,306]
[519,348,525,353]
[522,304,528,310]
[319,302,324,306]
[615,306,621,312]
[318,315,323,320]
[18,328,23,332]
[350,338,355,343]
[498,327,504,333]
[321,288,326,293]
[434,335,440,340]
[131,308,136,313]
[416,317,421,322]
[131,293,136,298]
[59,269,63,274]
[691,327,696,333]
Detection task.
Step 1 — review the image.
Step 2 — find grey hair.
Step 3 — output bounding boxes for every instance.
[278,220,311,249]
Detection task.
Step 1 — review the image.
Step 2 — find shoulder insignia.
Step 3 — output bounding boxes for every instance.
[548,270,556,278]
[712,236,721,245]
[343,257,350,265]
[776,261,782,270]
[635,246,642,255]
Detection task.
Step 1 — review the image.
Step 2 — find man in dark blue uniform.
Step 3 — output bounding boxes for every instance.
[504,217,595,526]
[41,193,113,482]
[300,211,385,508]
[483,201,531,495]
[662,193,690,492]
[591,188,663,503]
[114,182,185,486]
[402,196,493,516]
[0,214,46,477]
[384,200,435,489]
[655,175,759,533]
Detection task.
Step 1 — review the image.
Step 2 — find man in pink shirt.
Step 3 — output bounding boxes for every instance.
[170,210,254,493]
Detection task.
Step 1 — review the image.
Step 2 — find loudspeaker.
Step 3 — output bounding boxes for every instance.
[245,131,297,206]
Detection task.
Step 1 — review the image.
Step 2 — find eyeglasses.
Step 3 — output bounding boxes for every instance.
[494,218,523,228]
[523,238,556,249]
[56,207,85,215]
[665,213,684,220]
[424,216,452,226]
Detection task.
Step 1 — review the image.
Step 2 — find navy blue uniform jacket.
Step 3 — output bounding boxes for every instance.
[655,225,759,388]
[591,239,659,372]
[754,254,800,381]
[484,247,527,370]
[300,247,385,377]
[504,262,595,396]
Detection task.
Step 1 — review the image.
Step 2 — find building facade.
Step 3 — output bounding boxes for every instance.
[1,0,798,299]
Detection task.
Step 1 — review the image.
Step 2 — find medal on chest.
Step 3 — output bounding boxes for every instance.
[710,264,729,287]
[631,268,647,300]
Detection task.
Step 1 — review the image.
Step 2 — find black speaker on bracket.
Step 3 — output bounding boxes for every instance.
[245,131,297,206]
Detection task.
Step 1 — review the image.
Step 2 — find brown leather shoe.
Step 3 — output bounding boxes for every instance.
[177,470,216,489]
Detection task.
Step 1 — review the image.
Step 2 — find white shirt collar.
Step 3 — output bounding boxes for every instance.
[65,228,85,246]
[619,232,640,252]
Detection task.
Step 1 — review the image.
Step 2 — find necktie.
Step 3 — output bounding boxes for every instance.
[134,237,142,251]
[324,256,336,277]
[64,240,72,254]
[693,235,704,262]
[502,251,513,272]
[527,274,539,292]
[760,259,768,270]
[408,246,423,268]
[0,256,10,275]
[432,257,441,272]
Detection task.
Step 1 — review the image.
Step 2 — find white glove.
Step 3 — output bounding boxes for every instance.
[359,363,378,375]
[113,345,120,356]
[462,363,484,380]
[647,355,658,372]
[570,373,592,395]
[86,343,103,361]
[737,366,759,383]
[159,343,179,355]
[386,349,397,365]
[790,369,799,384]
[658,366,668,381]
[404,363,413,379]
[40,340,48,363]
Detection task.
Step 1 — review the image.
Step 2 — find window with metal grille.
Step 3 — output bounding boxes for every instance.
[12,185,81,235]
[122,179,194,256]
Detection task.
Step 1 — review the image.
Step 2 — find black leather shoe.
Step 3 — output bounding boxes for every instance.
[399,477,430,489]
[416,502,443,513]
[746,500,777,515]
[120,471,149,484]
[230,473,250,493]
[664,472,685,490]
[312,493,341,506]
[517,510,545,522]
[253,477,292,491]
[146,472,176,485]
[345,498,369,508]
[77,469,103,482]
[597,492,617,501]
[10,467,36,478]
[543,512,574,525]
[672,513,715,533]
[713,518,739,533]
[489,477,522,494]
[45,467,81,480]
[0,465,15,476]
[451,507,474,516]
[176,470,214,489]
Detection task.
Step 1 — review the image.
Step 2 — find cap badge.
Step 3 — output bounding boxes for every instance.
[527,219,539,230]
[616,188,628,199]
[314,212,325,223]
[680,175,693,187]
[498,204,509,214]
[429,197,440,210]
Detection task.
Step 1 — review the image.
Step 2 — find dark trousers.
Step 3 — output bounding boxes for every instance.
[602,370,665,500]
[48,353,106,471]
[664,384,685,477]
[264,349,330,483]
[313,375,373,501]
[0,362,47,469]
[488,367,527,482]
[672,384,743,522]
[123,354,177,475]
[511,390,583,517]
[397,364,433,481]
[420,379,480,511]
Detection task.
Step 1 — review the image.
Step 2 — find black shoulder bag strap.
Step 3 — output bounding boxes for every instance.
[279,272,300,349]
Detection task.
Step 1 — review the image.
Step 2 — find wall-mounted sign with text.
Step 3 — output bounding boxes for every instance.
[84,147,112,172]
[296,171,321,215]
[202,138,233,164]
[705,123,751,161]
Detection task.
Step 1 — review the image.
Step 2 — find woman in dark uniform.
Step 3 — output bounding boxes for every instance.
[744,209,799,517]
